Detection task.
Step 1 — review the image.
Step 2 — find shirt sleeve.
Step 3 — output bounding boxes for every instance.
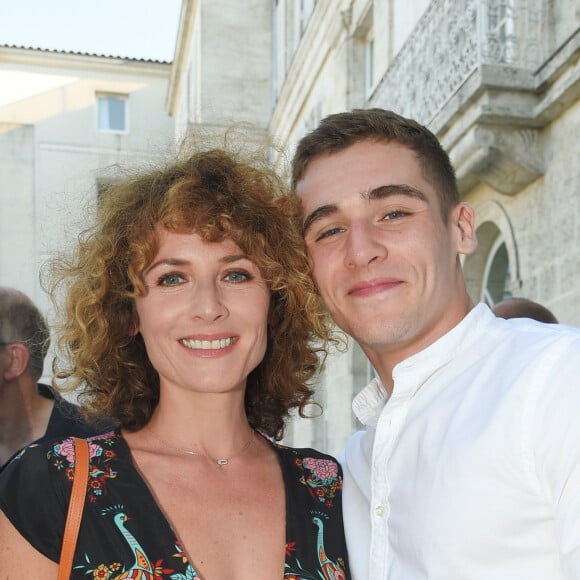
[532,335,580,578]
[0,439,70,563]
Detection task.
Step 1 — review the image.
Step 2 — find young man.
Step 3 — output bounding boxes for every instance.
[292,109,580,579]
[0,287,112,471]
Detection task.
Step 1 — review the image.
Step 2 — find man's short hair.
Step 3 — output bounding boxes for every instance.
[0,287,50,380]
[291,108,460,221]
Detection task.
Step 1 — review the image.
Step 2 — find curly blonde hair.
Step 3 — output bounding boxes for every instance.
[49,146,331,439]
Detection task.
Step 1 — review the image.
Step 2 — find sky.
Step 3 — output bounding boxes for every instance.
[0,0,182,62]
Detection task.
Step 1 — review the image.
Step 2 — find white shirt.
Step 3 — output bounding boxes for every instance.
[340,304,580,580]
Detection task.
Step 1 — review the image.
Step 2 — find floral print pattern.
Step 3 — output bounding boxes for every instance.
[297,456,343,508]
[48,431,119,502]
[0,431,349,578]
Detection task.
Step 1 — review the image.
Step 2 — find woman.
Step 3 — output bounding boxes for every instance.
[0,144,349,578]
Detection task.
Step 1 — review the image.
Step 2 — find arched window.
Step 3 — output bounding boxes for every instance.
[462,200,520,307]
[481,238,511,306]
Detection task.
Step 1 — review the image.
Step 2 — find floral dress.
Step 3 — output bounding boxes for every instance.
[0,430,350,579]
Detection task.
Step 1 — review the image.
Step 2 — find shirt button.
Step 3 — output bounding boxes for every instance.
[375,505,386,517]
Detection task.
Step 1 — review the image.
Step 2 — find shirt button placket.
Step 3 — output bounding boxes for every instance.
[371,410,396,577]
[371,386,411,579]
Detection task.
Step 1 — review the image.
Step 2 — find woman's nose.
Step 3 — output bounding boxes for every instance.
[189,282,228,321]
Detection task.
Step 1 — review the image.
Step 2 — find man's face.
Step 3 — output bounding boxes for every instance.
[296,140,476,366]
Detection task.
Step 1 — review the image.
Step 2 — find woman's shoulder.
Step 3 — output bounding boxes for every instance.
[273,442,343,499]
[0,429,126,521]
[274,444,342,489]
[1,429,123,487]
[274,441,341,466]
[0,430,127,564]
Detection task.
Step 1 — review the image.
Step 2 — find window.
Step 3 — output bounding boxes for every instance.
[365,34,375,94]
[484,0,516,64]
[97,94,128,133]
[463,203,520,307]
[354,5,375,96]
[272,0,287,103]
[482,239,511,306]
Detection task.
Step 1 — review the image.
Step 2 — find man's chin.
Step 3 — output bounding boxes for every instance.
[343,319,409,348]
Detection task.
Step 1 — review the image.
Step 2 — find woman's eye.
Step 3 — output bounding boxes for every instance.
[315,227,343,241]
[158,273,185,286]
[224,270,252,283]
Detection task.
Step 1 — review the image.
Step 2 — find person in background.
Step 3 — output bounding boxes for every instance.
[292,107,580,580]
[0,287,111,471]
[492,296,559,323]
[0,142,350,578]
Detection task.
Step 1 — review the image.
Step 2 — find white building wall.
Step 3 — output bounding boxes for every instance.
[0,48,175,381]
[0,126,37,292]
[169,0,272,145]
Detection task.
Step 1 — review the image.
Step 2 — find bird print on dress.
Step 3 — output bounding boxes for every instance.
[75,506,197,578]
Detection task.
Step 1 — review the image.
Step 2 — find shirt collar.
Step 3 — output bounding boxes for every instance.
[352,303,495,426]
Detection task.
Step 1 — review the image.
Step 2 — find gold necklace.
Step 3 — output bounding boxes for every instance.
[146,426,255,466]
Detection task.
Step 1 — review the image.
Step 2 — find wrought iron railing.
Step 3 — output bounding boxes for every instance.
[370,0,545,124]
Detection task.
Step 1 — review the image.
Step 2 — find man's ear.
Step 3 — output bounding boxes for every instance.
[3,343,30,381]
[452,202,477,256]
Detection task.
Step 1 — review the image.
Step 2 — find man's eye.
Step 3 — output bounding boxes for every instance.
[382,210,407,220]
[158,273,185,286]
[224,270,252,283]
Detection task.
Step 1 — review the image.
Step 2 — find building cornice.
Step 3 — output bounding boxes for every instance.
[0,45,171,76]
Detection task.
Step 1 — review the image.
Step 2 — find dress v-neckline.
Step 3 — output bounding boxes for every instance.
[119,432,289,577]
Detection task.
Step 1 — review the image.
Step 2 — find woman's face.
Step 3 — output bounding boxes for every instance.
[135,228,270,398]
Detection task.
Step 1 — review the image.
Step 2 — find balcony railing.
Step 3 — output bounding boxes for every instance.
[369,0,545,125]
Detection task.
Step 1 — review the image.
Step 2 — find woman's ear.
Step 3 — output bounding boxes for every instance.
[130,306,140,336]
[120,311,140,345]
[267,297,281,336]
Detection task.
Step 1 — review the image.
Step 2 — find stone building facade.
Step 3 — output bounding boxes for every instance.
[269,0,579,321]
[157,0,580,453]
[265,1,580,455]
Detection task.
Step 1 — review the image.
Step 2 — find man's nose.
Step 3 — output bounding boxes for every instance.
[344,223,387,268]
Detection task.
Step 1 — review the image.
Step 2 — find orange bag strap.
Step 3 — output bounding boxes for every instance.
[58,437,89,579]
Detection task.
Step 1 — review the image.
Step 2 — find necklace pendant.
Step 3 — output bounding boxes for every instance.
[217,459,229,466]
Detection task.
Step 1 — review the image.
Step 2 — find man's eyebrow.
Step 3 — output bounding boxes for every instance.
[364,183,428,202]
[302,184,428,236]
[302,204,338,236]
